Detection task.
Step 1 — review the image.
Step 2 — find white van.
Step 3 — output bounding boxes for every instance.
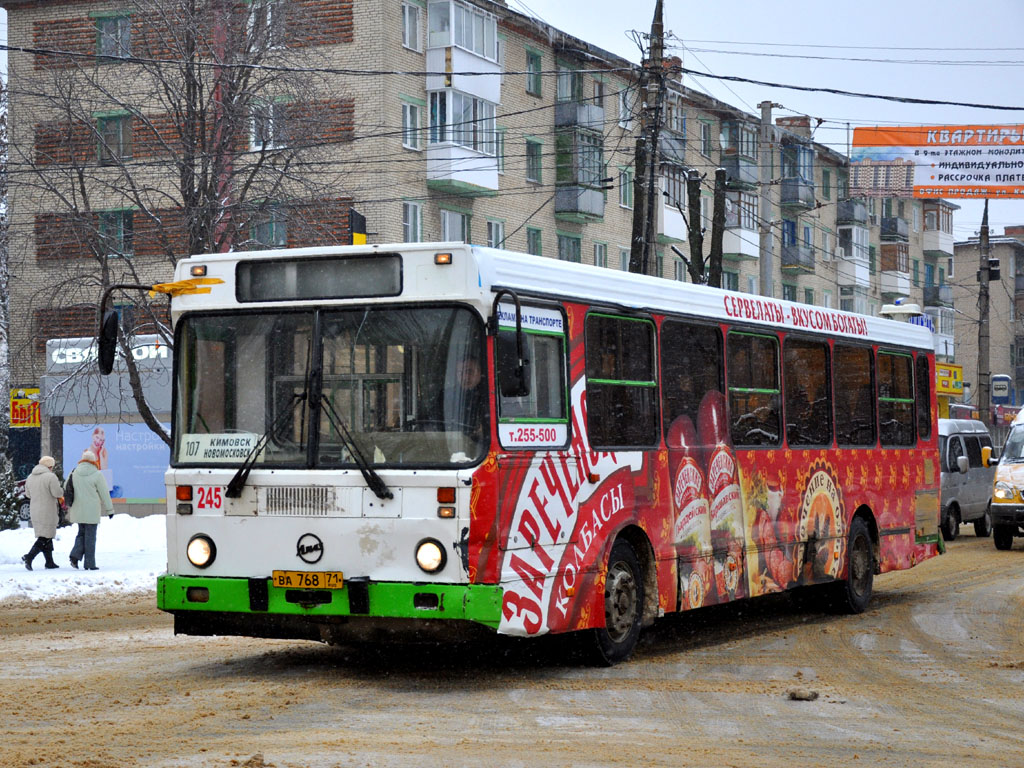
[939,419,996,540]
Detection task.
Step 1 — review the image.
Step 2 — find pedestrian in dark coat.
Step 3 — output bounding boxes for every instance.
[22,456,64,570]
[68,449,113,570]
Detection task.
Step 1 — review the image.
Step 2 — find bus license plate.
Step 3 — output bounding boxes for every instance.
[272,570,344,590]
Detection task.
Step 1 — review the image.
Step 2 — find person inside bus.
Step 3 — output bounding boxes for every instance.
[453,356,488,448]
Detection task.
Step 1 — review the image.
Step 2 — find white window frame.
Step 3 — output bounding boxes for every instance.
[402,101,423,150]
[428,0,497,61]
[96,15,131,58]
[441,209,469,242]
[619,247,630,271]
[428,90,496,155]
[402,2,422,51]
[251,101,288,150]
[619,168,633,209]
[402,201,422,242]
[247,0,286,49]
[618,88,634,130]
[486,219,505,248]
[699,121,712,157]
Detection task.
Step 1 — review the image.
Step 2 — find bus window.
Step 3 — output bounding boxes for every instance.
[497,316,568,448]
[784,337,832,447]
[915,354,932,440]
[727,331,781,447]
[834,345,875,446]
[585,314,659,448]
[661,320,723,433]
[878,351,915,446]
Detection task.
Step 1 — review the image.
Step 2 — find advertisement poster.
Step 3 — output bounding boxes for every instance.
[851,124,1024,199]
[63,422,170,503]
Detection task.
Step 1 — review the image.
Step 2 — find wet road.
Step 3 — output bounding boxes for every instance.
[2,531,1023,767]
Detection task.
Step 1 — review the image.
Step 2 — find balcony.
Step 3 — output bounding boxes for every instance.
[780,177,815,209]
[554,102,604,132]
[781,242,814,272]
[426,145,499,196]
[554,186,605,220]
[923,284,953,307]
[425,47,501,104]
[722,227,759,259]
[721,152,758,188]
[658,194,687,242]
[837,199,868,226]
[923,228,954,257]
[880,269,911,298]
[837,253,871,288]
[881,216,909,241]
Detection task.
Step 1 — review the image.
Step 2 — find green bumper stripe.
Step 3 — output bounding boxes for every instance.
[157,575,505,629]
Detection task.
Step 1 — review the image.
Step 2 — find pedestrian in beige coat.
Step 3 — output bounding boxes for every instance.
[22,456,64,570]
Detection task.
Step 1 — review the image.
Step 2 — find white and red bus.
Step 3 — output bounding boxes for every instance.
[141,243,940,663]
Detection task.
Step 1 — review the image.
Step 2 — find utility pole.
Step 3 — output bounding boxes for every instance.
[708,168,726,288]
[628,0,664,275]
[978,200,992,426]
[686,169,704,281]
[758,100,776,297]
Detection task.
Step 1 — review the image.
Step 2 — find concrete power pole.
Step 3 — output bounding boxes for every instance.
[628,0,664,275]
[758,100,775,297]
[978,200,992,425]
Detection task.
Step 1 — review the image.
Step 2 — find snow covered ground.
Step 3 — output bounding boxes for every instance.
[0,514,166,602]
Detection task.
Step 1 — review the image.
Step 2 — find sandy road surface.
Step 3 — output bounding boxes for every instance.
[2,533,1023,768]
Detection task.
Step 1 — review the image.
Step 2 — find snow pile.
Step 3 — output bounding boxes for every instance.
[0,514,166,602]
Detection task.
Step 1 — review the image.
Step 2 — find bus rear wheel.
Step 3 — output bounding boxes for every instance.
[827,516,874,614]
[588,539,644,666]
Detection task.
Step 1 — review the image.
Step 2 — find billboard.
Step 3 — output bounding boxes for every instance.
[851,125,1024,199]
[63,422,170,503]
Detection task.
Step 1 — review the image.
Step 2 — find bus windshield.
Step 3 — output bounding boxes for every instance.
[1001,425,1024,463]
[174,306,488,469]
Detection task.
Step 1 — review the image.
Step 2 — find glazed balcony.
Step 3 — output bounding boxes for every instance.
[780,177,815,209]
[881,216,909,241]
[837,199,868,226]
[923,284,953,307]
[781,242,814,272]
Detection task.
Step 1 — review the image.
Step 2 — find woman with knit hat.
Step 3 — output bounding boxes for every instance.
[22,455,64,570]
[67,449,114,570]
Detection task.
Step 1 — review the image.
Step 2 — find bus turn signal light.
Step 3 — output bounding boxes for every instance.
[437,487,456,503]
[434,252,453,265]
[189,265,207,277]
[437,506,455,518]
[176,486,193,501]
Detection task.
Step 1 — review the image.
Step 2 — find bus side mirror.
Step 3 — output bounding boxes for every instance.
[982,445,996,467]
[957,455,970,474]
[97,310,119,375]
[496,331,530,398]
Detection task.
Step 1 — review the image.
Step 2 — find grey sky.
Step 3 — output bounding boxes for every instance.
[511,0,1024,240]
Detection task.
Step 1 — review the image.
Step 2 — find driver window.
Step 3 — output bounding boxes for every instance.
[947,436,964,472]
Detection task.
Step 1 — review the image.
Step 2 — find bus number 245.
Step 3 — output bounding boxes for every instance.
[196,486,223,510]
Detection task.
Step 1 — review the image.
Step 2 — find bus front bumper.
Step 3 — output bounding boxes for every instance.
[157,575,505,642]
[991,503,1024,528]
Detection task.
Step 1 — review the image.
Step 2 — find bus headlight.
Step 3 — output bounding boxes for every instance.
[415,538,446,573]
[186,534,217,568]
[993,482,1016,501]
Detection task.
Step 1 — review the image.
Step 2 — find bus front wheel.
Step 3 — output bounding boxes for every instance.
[588,538,644,666]
[994,525,1015,551]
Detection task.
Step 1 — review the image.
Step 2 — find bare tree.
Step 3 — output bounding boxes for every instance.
[12,0,356,444]
[0,80,11,471]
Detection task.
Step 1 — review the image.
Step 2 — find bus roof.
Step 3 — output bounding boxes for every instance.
[173,242,935,351]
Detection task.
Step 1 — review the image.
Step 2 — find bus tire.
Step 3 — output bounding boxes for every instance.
[827,516,874,614]
[994,525,1015,551]
[588,538,644,666]
[974,506,992,538]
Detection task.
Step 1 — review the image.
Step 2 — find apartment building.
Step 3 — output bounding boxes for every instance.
[2,0,959,452]
[952,226,1024,407]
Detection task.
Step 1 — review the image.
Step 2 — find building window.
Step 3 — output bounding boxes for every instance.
[557,234,581,262]
[428,90,496,154]
[593,80,605,107]
[97,114,132,165]
[526,50,542,96]
[99,210,134,257]
[251,101,288,150]
[495,129,505,173]
[486,220,505,248]
[699,121,712,156]
[96,15,131,58]
[556,64,583,102]
[804,288,814,304]
[525,139,542,183]
[823,289,833,308]
[619,248,630,271]
[663,165,686,209]
[402,202,422,242]
[526,227,542,256]
[428,0,497,60]
[913,207,920,232]
[440,209,469,242]
[402,102,423,150]
[619,168,633,208]
[912,260,920,286]
[782,283,797,302]
[594,242,607,268]
[555,129,603,187]
[402,2,421,51]
[618,88,634,129]
[782,219,797,246]
[747,275,757,294]
[803,223,813,249]
[722,271,739,291]
[251,206,287,248]
[674,259,686,282]
[822,169,831,200]
[248,0,286,49]
[822,231,831,259]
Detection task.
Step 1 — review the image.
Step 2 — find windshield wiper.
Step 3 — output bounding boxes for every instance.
[225,391,307,498]
[319,393,393,500]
